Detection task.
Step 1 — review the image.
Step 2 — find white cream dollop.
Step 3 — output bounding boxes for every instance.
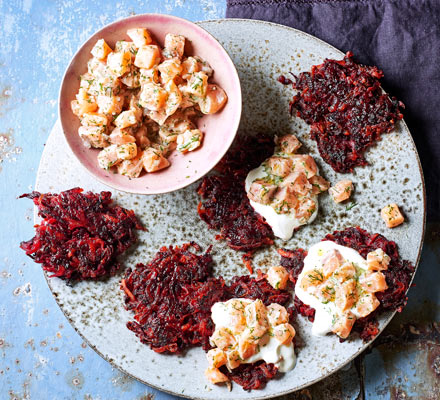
[245,165,318,241]
[294,241,368,336]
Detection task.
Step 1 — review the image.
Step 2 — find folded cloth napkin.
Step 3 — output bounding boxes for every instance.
[227,0,440,221]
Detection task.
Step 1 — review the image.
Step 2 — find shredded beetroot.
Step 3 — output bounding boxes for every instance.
[227,275,291,306]
[221,361,278,391]
[279,227,414,341]
[197,135,275,252]
[122,243,223,353]
[122,243,292,390]
[19,188,143,280]
[288,52,404,173]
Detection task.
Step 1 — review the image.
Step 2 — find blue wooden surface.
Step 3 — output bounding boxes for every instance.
[0,1,438,399]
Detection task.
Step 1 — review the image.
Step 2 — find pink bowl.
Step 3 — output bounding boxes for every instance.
[59,14,241,194]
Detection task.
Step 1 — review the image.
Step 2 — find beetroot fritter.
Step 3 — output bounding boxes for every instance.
[221,361,278,391]
[121,243,225,353]
[288,52,404,173]
[121,243,293,390]
[197,135,275,252]
[279,227,414,341]
[20,188,143,280]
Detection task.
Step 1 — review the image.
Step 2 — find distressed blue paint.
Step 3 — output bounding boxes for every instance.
[0,0,438,399]
[0,1,224,399]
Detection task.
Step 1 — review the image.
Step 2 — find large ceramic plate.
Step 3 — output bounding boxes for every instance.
[35,19,425,399]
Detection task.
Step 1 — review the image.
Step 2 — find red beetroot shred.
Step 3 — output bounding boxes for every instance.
[288,52,404,173]
[279,227,414,341]
[122,242,292,390]
[197,135,275,252]
[19,188,143,280]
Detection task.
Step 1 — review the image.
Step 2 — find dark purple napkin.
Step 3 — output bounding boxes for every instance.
[227,0,440,221]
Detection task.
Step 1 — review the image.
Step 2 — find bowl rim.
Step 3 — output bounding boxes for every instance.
[58,13,242,195]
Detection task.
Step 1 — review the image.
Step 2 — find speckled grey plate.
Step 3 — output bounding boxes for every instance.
[36,19,425,400]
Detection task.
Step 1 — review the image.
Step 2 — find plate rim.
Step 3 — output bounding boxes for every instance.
[38,17,426,400]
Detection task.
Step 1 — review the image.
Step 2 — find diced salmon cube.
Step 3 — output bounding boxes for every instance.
[291,155,317,178]
[159,128,178,144]
[81,112,108,127]
[181,56,200,79]
[318,282,336,303]
[107,51,132,76]
[329,180,353,203]
[75,87,90,103]
[116,142,137,160]
[134,45,161,69]
[247,179,277,205]
[88,73,120,97]
[186,71,208,97]
[115,40,137,58]
[277,134,301,154]
[334,262,356,283]
[205,367,229,384]
[237,337,257,360]
[126,28,152,47]
[381,203,405,228]
[335,279,357,311]
[117,151,144,178]
[223,300,248,334]
[206,348,227,368]
[78,126,108,148]
[176,129,203,153]
[139,67,160,84]
[97,145,120,170]
[272,323,296,345]
[71,99,98,117]
[266,266,289,290]
[114,110,139,129]
[267,156,293,178]
[273,186,298,214]
[366,249,391,272]
[142,148,170,172]
[210,328,236,350]
[194,56,213,76]
[332,311,356,339]
[139,82,168,111]
[199,84,228,114]
[121,67,141,88]
[240,326,266,344]
[146,109,168,125]
[179,84,199,108]
[295,198,317,221]
[164,33,185,59]
[244,300,269,330]
[90,39,112,60]
[285,172,311,196]
[109,128,136,145]
[266,303,289,326]
[158,58,182,83]
[360,272,388,293]
[79,73,94,91]
[225,349,241,370]
[87,57,108,78]
[164,80,182,116]
[355,293,380,318]
[322,249,344,278]
[310,175,330,194]
[300,268,324,290]
[97,95,124,115]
